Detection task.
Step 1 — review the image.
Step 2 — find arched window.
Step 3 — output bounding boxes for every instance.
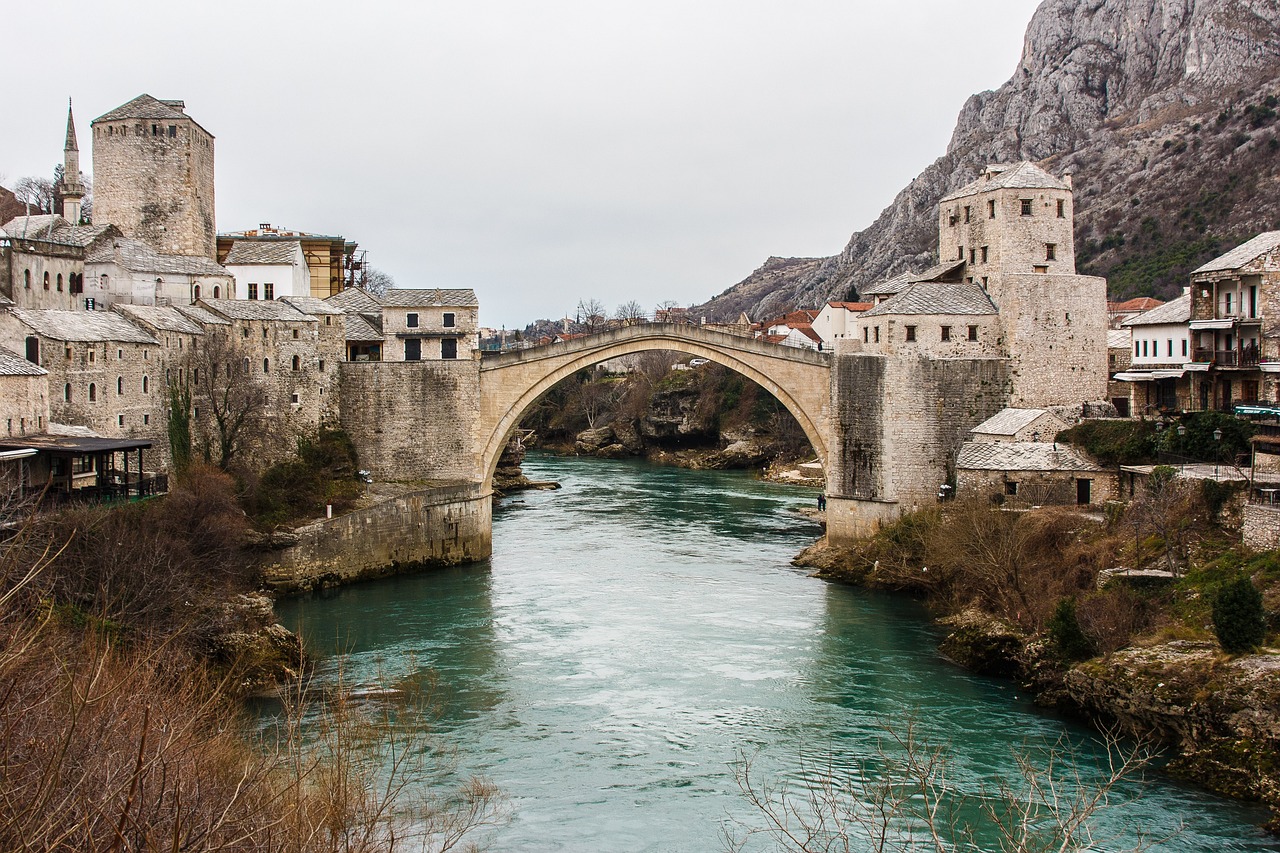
[142,376,149,394]
[42,272,49,290]
[242,357,249,373]
[193,284,201,301]
[117,377,124,395]
[88,383,96,402]
[56,273,63,292]
[23,270,30,289]
[263,358,270,373]
[291,354,300,371]
[64,383,71,402]
[213,285,220,299]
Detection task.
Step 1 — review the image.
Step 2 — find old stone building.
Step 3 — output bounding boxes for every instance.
[91,95,217,260]
[1114,292,1192,415]
[84,234,232,307]
[216,224,361,299]
[379,289,480,361]
[0,215,116,310]
[0,346,49,439]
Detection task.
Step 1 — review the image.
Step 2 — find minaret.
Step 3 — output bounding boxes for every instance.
[59,99,87,224]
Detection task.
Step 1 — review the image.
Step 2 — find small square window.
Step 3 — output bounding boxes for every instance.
[1020,199,1033,216]
[407,313,419,328]
[168,125,176,138]
[291,393,300,404]
[904,325,917,342]
[967,325,979,341]
[443,312,456,328]
[1005,481,1018,496]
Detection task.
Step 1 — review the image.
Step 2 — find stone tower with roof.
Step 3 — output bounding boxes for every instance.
[90,95,216,260]
[58,100,88,225]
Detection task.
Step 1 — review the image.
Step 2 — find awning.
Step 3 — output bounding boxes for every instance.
[1112,369,1185,381]
[1260,362,1280,373]
[1189,319,1236,330]
[1184,362,1211,372]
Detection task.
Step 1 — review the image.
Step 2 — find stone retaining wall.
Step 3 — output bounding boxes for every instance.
[1242,503,1280,551]
[260,482,491,593]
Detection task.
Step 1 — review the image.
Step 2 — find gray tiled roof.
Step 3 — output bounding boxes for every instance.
[93,94,187,123]
[940,162,1071,203]
[202,300,314,323]
[971,408,1052,437]
[11,308,158,344]
[279,295,345,316]
[1107,328,1131,349]
[1,216,119,250]
[380,288,479,308]
[860,282,997,317]
[1121,293,1190,327]
[956,441,1102,472]
[85,237,229,277]
[325,287,382,311]
[175,305,230,326]
[1192,232,1280,275]
[0,346,46,376]
[907,259,966,284]
[859,271,913,297]
[344,312,384,342]
[113,304,205,335]
[223,240,301,265]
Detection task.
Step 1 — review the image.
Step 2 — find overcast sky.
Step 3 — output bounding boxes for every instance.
[4,0,1039,329]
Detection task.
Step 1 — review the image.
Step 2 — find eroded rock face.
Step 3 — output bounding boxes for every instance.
[698,0,1280,320]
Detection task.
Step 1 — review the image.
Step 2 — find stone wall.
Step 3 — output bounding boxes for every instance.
[0,372,49,438]
[259,483,492,592]
[2,242,85,310]
[339,360,481,482]
[957,468,1119,506]
[999,272,1108,407]
[1242,503,1280,551]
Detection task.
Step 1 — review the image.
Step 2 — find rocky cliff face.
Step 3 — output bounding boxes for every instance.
[699,0,1280,320]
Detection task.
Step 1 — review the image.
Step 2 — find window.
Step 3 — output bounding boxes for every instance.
[325,316,332,325]
[863,327,869,343]
[442,338,458,359]
[117,377,124,395]
[24,337,39,364]
[988,199,996,218]
[292,329,299,339]
[1182,339,1188,357]
[1225,292,1234,315]
[319,359,326,372]
[263,283,274,300]
[292,355,300,371]
[88,383,96,402]
[1045,243,1056,261]
[89,350,95,364]
[117,348,123,359]
[963,206,971,223]
[1020,198,1033,216]
[193,368,200,384]
[152,124,159,136]
[43,272,49,290]
[967,325,978,341]
[291,393,300,404]
[1005,481,1018,496]
[941,325,952,341]
[247,283,258,300]
[904,325,917,342]
[874,326,880,343]
[1057,199,1065,218]
[263,327,268,339]
[443,312,456,328]
[1134,341,1140,356]
[1033,265,1048,274]
[969,248,976,264]
[980,246,988,263]
[1167,339,1173,357]
[168,125,177,137]
[118,414,124,426]
[242,327,250,338]
[406,313,420,328]
[263,358,270,373]
[404,339,422,361]
[213,285,220,299]
[65,346,72,360]
[193,284,201,300]
[23,270,30,289]
[143,414,149,425]
[64,383,71,402]
[142,376,149,394]
[957,245,964,260]
[56,273,63,292]
[1142,340,1148,357]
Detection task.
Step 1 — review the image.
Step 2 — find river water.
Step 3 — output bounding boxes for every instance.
[273,453,1278,851]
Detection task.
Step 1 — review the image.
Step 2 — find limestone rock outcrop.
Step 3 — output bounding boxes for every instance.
[699,0,1280,320]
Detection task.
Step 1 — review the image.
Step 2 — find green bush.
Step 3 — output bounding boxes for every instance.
[1047,597,1096,662]
[245,429,362,529]
[1212,576,1266,654]
[1056,420,1158,465]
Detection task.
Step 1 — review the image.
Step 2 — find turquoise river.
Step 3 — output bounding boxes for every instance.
[273,453,1280,851]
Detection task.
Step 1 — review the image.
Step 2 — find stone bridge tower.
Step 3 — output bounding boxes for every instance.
[90,95,216,259]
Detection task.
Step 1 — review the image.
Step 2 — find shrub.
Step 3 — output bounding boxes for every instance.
[1212,576,1266,654]
[1056,420,1157,465]
[1047,597,1096,661]
[244,429,363,529]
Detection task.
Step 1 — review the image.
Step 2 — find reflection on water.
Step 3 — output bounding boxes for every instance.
[273,453,1278,852]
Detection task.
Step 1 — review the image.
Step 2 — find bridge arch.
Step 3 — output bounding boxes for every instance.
[477,325,831,491]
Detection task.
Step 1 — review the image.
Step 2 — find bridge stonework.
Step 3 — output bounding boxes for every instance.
[336,324,1017,554]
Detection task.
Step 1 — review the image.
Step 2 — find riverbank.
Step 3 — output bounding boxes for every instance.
[794,502,1280,828]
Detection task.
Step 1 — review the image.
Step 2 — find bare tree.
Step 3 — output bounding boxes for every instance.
[185,331,268,470]
[363,265,395,298]
[615,300,647,325]
[728,718,1166,853]
[575,298,608,334]
[11,176,55,215]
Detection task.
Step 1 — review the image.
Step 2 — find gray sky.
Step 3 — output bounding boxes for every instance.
[4,0,1039,329]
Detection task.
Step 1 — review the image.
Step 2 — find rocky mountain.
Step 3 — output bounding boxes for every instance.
[698,0,1280,321]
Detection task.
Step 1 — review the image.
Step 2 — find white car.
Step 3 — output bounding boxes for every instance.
[688,358,710,367]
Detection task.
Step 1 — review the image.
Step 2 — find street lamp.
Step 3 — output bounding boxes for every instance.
[1213,427,1223,479]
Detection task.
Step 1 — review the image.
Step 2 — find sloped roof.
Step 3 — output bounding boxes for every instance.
[201,300,313,323]
[1,215,119,250]
[971,408,1057,437]
[1122,293,1190,327]
[279,295,345,316]
[826,301,874,311]
[907,259,966,283]
[11,308,158,344]
[1107,328,1132,349]
[223,240,302,265]
[325,287,382,312]
[175,304,230,326]
[85,236,228,277]
[93,94,188,123]
[940,162,1071,203]
[113,304,205,335]
[0,346,46,377]
[859,271,914,297]
[861,282,997,317]
[1109,296,1163,312]
[1192,231,1280,275]
[380,288,479,308]
[344,312,384,342]
[956,441,1102,472]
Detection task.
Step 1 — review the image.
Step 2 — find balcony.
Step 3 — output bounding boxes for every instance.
[1192,343,1259,367]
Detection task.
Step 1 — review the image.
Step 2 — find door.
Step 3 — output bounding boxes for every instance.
[441,338,458,360]
[1076,478,1092,506]
[404,339,421,361]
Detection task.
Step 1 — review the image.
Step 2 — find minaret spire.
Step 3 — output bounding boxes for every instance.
[60,98,86,224]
